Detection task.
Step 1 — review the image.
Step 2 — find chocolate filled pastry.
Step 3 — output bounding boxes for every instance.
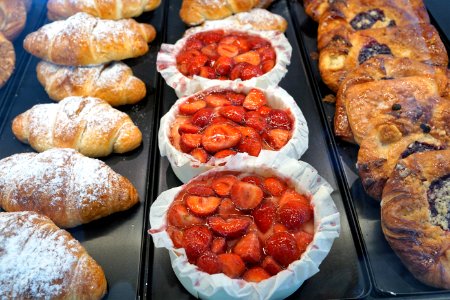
[334,56,448,142]
[381,150,450,289]
[47,0,161,20]
[358,133,448,200]
[0,0,27,40]
[317,0,429,50]
[0,148,139,228]
[0,31,14,88]
[318,23,448,92]
[0,211,107,299]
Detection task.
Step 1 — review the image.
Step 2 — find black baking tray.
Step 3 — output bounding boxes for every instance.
[0,1,166,299]
[291,0,450,298]
[145,0,372,299]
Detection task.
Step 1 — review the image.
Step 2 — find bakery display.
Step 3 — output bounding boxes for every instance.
[179,0,274,26]
[0,0,27,40]
[23,12,156,66]
[0,148,139,228]
[47,0,161,20]
[381,150,450,289]
[159,84,308,182]
[12,96,143,157]
[150,154,339,299]
[0,31,14,88]
[36,61,147,106]
[0,211,107,299]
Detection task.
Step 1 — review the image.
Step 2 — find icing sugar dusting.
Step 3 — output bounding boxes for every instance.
[0,212,78,298]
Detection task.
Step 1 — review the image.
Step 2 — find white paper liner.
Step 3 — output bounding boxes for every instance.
[156,20,292,97]
[149,153,341,300]
[158,83,309,183]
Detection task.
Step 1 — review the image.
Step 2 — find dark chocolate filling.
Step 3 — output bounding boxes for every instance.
[400,142,444,159]
[350,9,385,30]
[358,40,392,64]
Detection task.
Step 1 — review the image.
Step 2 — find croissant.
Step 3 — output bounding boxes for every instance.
[0,32,14,88]
[0,0,27,40]
[12,96,143,157]
[37,61,147,106]
[180,0,274,26]
[47,0,161,20]
[0,148,139,228]
[23,12,157,66]
[0,211,107,298]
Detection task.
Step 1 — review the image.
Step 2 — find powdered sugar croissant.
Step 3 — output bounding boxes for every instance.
[47,0,161,20]
[0,211,107,298]
[0,149,139,228]
[36,61,146,106]
[23,12,156,66]
[12,96,143,157]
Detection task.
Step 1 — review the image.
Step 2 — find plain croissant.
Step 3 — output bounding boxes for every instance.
[37,61,147,106]
[0,32,15,88]
[180,0,274,26]
[47,0,161,20]
[0,148,139,228]
[23,12,156,66]
[12,96,143,157]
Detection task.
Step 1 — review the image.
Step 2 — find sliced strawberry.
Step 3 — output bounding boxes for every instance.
[183,225,213,263]
[245,111,266,133]
[167,203,204,228]
[263,129,290,150]
[225,92,245,106]
[248,36,271,49]
[278,201,313,230]
[264,177,287,196]
[202,123,242,153]
[252,200,276,233]
[217,198,242,217]
[167,226,184,248]
[265,232,300,267]
[217,44,239,58]
[197,251,222,274]
[199,30,224,44]
[185,38,204,50]
[214,56,234,76]
[212,175,239,196]
[187,53,209,75]
[238,137,262,156]
[178,123,201,134]
[192,108,214,128]
[211,115,231,125]
[205,94,231,107]
[273,223,288,233]
[233,232,261,264]
[190,148,209,163]
[177,49,202,65]
[267,109,292,130]
[199,66,216,79]
[219,106,246,124]
[236,126,260,140]
[234,37,251,53]
[217,253,246,279]
[178,63,189,76]
[186,185,216,197]
[262,60,275,73]
[230,181,264,210]
[240,64,263,80]
[234,51,261,66]
[257,106,272,117]
[230,63,246,80]
[294,231,314,254]
[179,99,207,115]
[241,176,264,189]
[258,46,276,61]
[207,216,251,238]
[186,195,221,217]
[261,256,283,276]
[180,133,202,153]
[214,149,237,159]
[243,267,271,282]
[243,89,267,111]
[201,43,220,60]
[211,237,227,254]
[279,189,310,208]
[219,35,237,45]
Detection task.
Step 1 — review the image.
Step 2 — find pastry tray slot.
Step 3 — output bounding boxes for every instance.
[291,0,450,297]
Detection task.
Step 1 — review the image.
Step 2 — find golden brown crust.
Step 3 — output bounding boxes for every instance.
[303,0,330,22]
[11,96,143,157]
[23,12,156,66]
[0,0,27,40]
[381,150,450,288]
[318,23,448,92]
[179,0,272,26]
[222,9,288,32]
[0,32,14,88]
[0,211,107,299]
[36,61,146,106]
[0,149,139,228]
[47,0,161,20]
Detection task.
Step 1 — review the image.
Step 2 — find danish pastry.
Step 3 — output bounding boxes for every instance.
[0,0,27,40]
[0,32,14,88]
[381,150,450,288]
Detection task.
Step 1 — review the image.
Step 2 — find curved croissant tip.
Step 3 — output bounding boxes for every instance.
[114,123,143,153]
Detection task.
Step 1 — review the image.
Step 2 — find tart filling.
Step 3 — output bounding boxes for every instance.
[428,174,450,230]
